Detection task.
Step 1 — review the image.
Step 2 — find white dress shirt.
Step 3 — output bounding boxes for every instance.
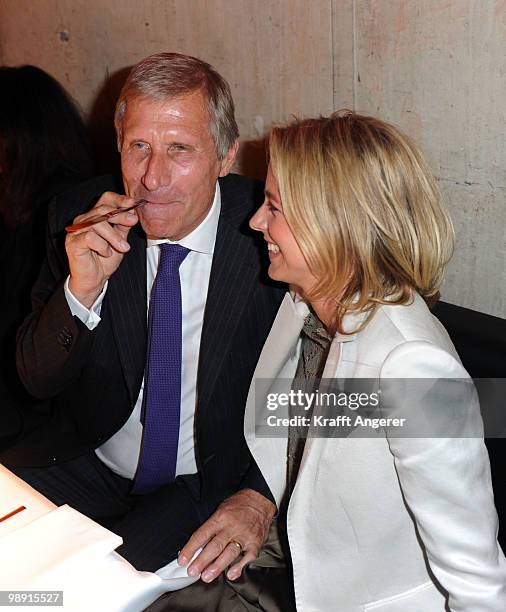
[65,184,221,480]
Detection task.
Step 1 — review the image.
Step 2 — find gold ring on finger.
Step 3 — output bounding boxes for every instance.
[229,539,243,553]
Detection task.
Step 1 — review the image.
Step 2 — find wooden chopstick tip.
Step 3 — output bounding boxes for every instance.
[0,505,26,523]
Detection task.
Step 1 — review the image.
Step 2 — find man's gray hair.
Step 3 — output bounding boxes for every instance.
[114,52,239,160]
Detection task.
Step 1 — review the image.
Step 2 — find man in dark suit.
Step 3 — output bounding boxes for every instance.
[10,53,285,587]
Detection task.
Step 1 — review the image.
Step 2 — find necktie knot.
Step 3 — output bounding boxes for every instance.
[159,243,190,273]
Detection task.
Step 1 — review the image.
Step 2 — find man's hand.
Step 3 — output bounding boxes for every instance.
[66,192,140,308]
[178,489,276,583]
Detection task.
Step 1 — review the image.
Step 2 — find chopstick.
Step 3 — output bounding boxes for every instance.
[65,199,147,233]
[0,505,26,523]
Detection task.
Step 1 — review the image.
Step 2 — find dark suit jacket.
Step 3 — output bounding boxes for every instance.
[13,173,285,511]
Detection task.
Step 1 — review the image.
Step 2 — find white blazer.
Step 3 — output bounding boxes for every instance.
[245,292,506,611]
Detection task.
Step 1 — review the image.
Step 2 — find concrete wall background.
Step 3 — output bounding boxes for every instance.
[1,0,504,317]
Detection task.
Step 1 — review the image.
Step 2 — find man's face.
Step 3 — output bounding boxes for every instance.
[120,91,237,240]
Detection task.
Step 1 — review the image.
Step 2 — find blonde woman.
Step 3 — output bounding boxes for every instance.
[245,112,506,611]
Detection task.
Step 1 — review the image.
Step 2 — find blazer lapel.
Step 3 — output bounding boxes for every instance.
[106,225,147,405]
[197,214,258,405]
[244,293,307,506]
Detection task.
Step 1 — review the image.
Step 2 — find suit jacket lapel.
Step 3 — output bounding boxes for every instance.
[106,225,147,405]
[197,213,259,405]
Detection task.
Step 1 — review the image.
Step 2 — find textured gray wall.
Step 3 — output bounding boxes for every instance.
[333,1,506,318]
[1,0,504,316]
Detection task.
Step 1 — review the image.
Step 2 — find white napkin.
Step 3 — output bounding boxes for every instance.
[0,466,200,610]
[0,504,124,588]
[155,548,203,589]
[0,504,168,611]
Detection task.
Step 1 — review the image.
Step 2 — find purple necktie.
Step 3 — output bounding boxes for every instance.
[132,243,190,495]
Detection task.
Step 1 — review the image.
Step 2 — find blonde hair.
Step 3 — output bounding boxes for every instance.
[269,111,454,334]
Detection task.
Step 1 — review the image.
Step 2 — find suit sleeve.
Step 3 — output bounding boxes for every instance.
[16,196,95,400]
[239,456,276,505]
[380,340,506,611]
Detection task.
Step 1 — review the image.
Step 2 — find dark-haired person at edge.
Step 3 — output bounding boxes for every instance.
[0,65,93,452]
[9,53,292,609]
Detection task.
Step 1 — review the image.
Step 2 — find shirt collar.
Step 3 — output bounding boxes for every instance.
[290,290,311,319]
[147,182,221,255]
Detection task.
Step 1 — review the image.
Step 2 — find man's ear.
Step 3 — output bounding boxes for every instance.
[218,139,240,177]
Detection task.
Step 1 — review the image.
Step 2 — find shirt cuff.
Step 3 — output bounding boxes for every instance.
[64,276,107,330]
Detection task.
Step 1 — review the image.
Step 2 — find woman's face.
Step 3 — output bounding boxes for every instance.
[250,164,318,294]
